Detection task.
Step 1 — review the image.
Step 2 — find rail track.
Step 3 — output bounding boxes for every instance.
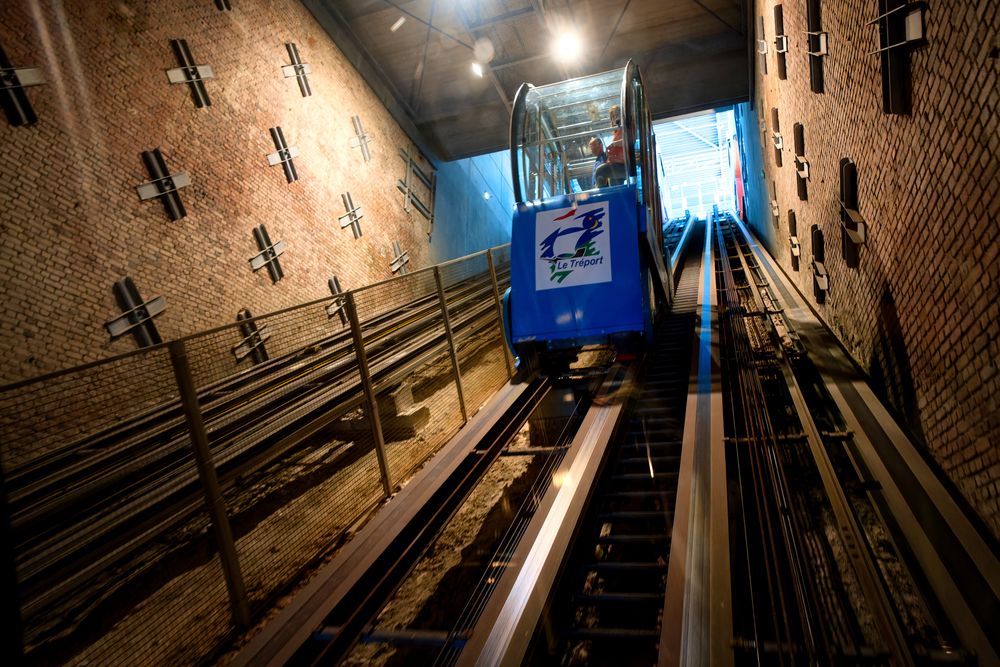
[14,214,997,666]
[7,265,510,640]
[516,222,703,665]
[715,216,975,666]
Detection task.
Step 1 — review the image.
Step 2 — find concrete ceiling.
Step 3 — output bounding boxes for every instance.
[306,0,750,160]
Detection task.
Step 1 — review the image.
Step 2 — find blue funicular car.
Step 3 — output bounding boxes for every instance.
[504,61,673,374]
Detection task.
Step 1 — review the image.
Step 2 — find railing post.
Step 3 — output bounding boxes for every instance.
[168,340,251,628]
[486,249,514,379]
[434,266,468,423]
[344,292,393,497]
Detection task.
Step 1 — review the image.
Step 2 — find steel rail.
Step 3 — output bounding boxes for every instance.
[716,218,828,662]
[731,215,1000,664]
[233,378,546,667]
[433,390,591,666]
[12,272,511,618]
[17,309,503,618]
[302,378,549,667]
[457,363,638,666]
[10,269,507,521]
[724,217,914,665]
[660,213,732,667]
[721,222,840,657]
[12,278,501,549]
[5,267,510,496]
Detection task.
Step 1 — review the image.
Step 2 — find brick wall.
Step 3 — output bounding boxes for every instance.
[741,0,1000,536]
[0,0,438,384]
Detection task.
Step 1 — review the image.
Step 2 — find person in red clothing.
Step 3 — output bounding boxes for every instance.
[595,104,627,187]
[606,104,625,164]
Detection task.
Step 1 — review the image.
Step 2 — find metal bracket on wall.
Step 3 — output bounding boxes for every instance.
[756,15,768,75]
[166,39,213,108]
[390,240,410,275]
[249,224,285,283]
[770,180,780,228]
[839,158,867,268]
[770,108,783,167]
[397,148,436,236]
[810,225,828,303]
[266,126,300,183]
[233,309,270,364]
[805,0,825,93]
[840,208,867,244]
[866,1,927,114]
[811,260,829,296]
[788,210,800,272]
[339,192,364,239]
[326,276,347,325]
[136,148,190,221]
[350,115,372,162]
[805,30,829,56]
[281,43,312,97]
[104,277,166,348]
[795,155,810,180]
[866,1,927,54]
[793,123,809,201]
[773,4,788,79]
[0,42,44,126]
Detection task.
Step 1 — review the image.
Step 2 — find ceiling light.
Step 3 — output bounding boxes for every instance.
[471,62,484,77]
[390,16,405,32]
[483,191,491,200]
[552,30,582,62]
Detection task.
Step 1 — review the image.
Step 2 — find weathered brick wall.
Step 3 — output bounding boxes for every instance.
[0,0,436,384]
[743,0,999,536]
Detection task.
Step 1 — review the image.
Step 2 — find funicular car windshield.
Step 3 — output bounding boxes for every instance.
[510,65,649,204]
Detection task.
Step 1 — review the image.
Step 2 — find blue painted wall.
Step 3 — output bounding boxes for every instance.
[430,149,515,263]
[734,101,776,254]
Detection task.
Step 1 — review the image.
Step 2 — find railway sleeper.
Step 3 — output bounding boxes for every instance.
[573,569,667,594]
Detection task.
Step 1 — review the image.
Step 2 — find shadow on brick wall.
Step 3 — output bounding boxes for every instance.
[869,285,925,446]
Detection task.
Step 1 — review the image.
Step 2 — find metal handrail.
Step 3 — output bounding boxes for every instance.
[0,243,512,393]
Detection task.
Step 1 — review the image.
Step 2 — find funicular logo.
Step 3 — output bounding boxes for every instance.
[534,201,612,291]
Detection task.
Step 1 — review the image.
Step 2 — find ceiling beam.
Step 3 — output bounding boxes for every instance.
[466,6,535,32]
[491,53,548,71]
[689,0,743,36]
[599,0,633,59]
[415,100,506,125]
[379,0,473,49]
[455,6,512,112]
[408,0,438,112]
[300,0,443,161]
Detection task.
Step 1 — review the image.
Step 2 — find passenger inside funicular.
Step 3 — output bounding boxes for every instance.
[515,67,640,199]
[594,104,627,188]
[588,137,606,189]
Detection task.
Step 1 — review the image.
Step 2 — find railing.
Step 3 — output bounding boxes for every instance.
[0,245,513,665]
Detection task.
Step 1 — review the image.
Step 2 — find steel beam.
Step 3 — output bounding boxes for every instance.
[458,363,637,666]
[234,381,536,667]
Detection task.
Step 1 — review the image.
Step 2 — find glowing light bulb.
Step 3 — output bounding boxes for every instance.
[471,62,484,77]
[552,31,582,62]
